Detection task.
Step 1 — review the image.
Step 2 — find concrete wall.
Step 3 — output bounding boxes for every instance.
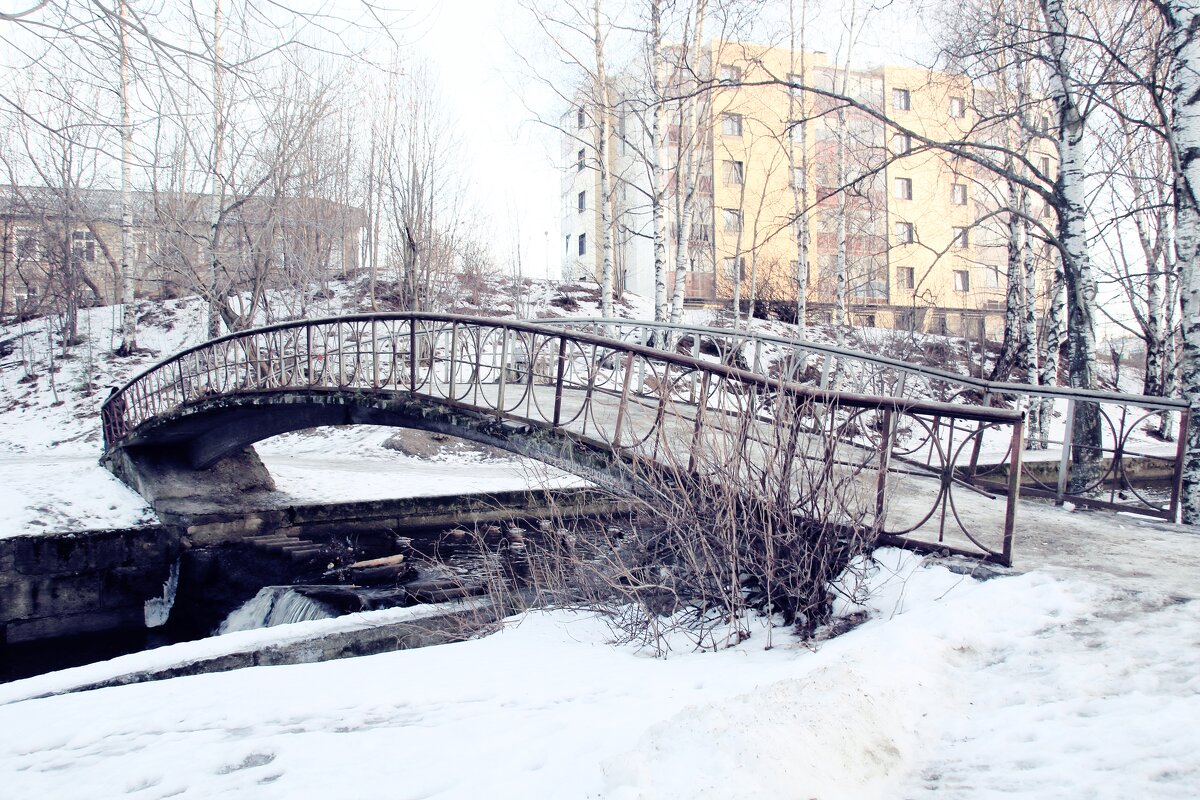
[0,526,180,645]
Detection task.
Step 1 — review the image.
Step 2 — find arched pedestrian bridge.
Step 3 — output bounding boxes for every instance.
[102,314,1035,565]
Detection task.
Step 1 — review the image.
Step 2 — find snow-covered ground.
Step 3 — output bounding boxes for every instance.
[0,279,635,537]
[1,546,1197,798]
[255,426,585,504]
[2,284,1200,797]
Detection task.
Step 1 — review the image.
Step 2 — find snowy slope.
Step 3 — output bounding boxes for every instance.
[0,278,643,538]
[0,548,1195,799]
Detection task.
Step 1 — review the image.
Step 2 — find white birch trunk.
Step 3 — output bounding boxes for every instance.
[594,0,614,321]
[1042,0,1101,480]
[1159,254,1180,440]
[669,0,707,324]
[1033,251,1066,449]
[788,1,810,332]
[1164,0,1200,520]
[116,0,137,354]
[649,0,668,324]
[207,0,225,339]
[834,105,848,341]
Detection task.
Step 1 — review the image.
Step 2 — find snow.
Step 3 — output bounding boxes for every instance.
[3,285,1200,797]
[254,426,585,504]
[0,279,617,538]
[1,547,1197,798]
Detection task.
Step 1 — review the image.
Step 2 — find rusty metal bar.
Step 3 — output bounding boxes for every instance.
[1002,415,1024,567]
[553,335,567,428]
[409,321,417,393]
[497,326,510,414]
[875,409,894,524]
[1170,406,1191,523]
[372,319,379,391]
[611,350,637,449]
[688,371,711,473]
[1056,398,1076,504]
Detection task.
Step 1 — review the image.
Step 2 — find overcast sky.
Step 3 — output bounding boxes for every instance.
[387,0,938,279]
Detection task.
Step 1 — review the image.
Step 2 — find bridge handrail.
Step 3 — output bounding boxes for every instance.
[102,312,1030,565]
[101,312,1022,427]
[543,317,1188,411]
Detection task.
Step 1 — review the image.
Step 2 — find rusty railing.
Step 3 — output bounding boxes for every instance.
[547,318,1188,522]
[102,314,1026,564]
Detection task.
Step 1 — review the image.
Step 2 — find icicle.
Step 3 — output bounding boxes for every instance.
[144,559,180,628]
[217,587,336,634]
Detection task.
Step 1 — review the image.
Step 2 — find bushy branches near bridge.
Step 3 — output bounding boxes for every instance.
[481,391,880,654]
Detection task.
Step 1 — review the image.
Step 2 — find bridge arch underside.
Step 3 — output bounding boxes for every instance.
[107,390,633,499]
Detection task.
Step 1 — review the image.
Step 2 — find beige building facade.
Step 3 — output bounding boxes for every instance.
[0,185,364,318]
[563,42,1057,339]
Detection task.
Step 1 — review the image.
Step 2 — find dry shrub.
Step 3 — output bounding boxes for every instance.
[442,389,884,655]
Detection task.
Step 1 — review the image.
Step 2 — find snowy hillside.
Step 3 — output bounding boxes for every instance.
[0,277,649,538]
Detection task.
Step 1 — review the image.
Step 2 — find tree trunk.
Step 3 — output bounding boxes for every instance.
[1164,0,1200,521]
[1041,0,1101,488]
[593,0,614,321]
[669,0,708,325]
[990,176,1025,381]
[787,0,809,332]
[1031,250,1066,449]
[207,0,225,339]
[115,0,137,355]
[649,0,668,324]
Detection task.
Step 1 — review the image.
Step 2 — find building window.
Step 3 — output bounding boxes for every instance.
[723,209,742,232]
[894,177,913,200]
[891,133,913,155]
[13,228,39,261]
[577,106,585,128]
[895,308,916,331]
[578,233,586,256]
[952,183,967,205]
[721,113,743,136]
[949,96,966,118]
[1040,114,1051,133]
[952,226,969,248]
[897,266,915,289]
[720,64,742,83]
[723,160,744,185]
[1040,156,1051,177]
[577,191,586,212]
[933,313,949,335]
[953,269,970,292]
[71,229,96,262]
[723,256,745,279]
[892,88,911,110]
[577,148,585,172]
[982,264,1001,288]
[894,222,915,244]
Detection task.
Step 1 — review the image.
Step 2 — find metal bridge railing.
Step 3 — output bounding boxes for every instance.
[545,318,1189,522]
[103,313,1027,564]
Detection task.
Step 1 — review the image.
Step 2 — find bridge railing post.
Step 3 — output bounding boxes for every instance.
[875,409,894,525]
[611,350,637,449]
[688,371,711,473]
[553,336,567,428]
[1169,406,1190,523]
[1056,397,1076,504]
[1002,415,1024,567]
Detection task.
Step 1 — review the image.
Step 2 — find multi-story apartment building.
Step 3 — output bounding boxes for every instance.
[0,185,365,317]
[562,43,1056,339]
